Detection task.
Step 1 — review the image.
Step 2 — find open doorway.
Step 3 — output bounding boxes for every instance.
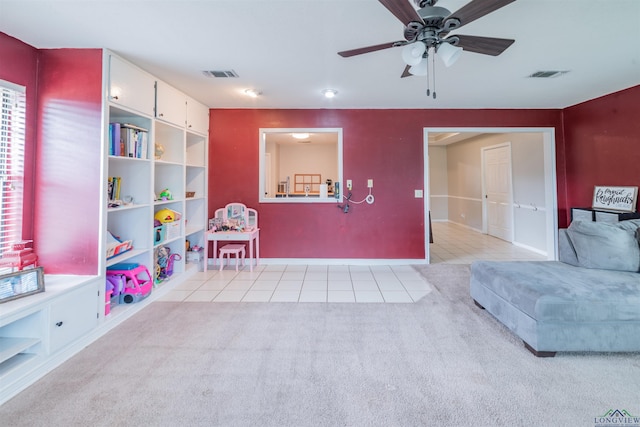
[423,128,558,264]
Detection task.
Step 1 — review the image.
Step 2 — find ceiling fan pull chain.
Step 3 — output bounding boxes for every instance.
[432,51,437,99]
[426,53,431,97]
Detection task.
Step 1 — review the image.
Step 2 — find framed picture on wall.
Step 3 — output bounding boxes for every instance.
[592,186,638,212]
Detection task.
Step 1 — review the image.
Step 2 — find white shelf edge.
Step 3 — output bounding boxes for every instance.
[108,155,151,162]
[0,337,41,365]
[185,225,205,236]
[107,203,150,213]
[106,249,150,267]
[0,352,39,381]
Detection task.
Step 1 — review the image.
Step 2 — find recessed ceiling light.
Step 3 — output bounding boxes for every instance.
[292,133,310,139]
[322,89,338,98]
[244,89,262,97]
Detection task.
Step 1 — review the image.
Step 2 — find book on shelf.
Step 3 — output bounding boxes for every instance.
[110,123,148,159]
[108,176,122,201]
[108,122,122,156]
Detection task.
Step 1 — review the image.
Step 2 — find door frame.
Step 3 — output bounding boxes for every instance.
[423,127,558,263]
[481,142,513,241]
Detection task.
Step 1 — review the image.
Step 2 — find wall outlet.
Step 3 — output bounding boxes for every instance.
[346,179,352,190]
[367,179,373,188]
[414,189,423,198]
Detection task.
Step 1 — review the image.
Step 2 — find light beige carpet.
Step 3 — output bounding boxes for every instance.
[1,264,639,426]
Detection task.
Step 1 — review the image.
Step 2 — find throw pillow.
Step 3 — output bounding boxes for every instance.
[615,219,640,232]
[567,220,640,272]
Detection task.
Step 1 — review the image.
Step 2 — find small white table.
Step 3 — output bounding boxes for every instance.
[204,228,260,272]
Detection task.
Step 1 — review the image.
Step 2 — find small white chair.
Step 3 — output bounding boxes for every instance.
[218,244,246,271]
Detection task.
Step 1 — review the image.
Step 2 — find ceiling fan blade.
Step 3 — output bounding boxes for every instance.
[446,0,516,29]
[338,41,407,58]
[378,0,424,26]
[401,65,413,78]
[449,34,515,56]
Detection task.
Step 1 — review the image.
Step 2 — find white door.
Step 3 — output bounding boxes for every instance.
[483,144,513,242]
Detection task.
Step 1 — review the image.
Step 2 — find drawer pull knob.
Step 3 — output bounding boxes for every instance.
[55,321,63,327]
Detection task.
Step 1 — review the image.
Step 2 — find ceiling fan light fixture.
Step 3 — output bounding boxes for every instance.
[409,58,429,76]
[402,42,426,66]
[322,89,338,98]
[437,42,462,67]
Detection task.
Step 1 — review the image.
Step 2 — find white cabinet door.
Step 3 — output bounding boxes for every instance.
[108,55,155,116]
[186,97,209,135]
[156,80,186,127]
[49,283,98,354]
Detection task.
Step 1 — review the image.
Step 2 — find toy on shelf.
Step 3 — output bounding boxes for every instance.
[155,246,182,283]
[186,245,203,264]
[158,188,173,201]
[154,208,179,223]
[154,143,165,160]
[0,240,38,271]
[154,209,181,242]
[166,253,182,276]
[106,231,133,259]
[106,263,152,304]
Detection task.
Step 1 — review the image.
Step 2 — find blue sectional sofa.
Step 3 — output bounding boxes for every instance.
[470,219,640,357]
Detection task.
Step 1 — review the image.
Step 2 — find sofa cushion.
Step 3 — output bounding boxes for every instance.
[471,261,640,323]
[567,220,640,272]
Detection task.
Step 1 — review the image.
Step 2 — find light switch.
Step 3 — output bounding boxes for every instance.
[414,189,423,198]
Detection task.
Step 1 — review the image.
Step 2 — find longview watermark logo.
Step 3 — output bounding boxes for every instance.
[594,409,640,427]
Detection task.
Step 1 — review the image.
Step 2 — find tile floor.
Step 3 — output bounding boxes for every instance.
[428,221,547,264]
[157,222,546,304]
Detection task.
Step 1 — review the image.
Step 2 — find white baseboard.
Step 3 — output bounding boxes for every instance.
[512,241,548,257]
[445,220,483,234]
[207,258,428,266]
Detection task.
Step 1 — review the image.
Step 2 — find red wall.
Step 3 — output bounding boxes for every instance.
[1,33,103,274]
[0,33,38,242]
[34,49,103,274]
[210,109,564,259]
[561,85,640,223]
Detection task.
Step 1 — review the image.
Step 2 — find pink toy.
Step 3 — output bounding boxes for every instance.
[106,263,152,304]
[166,253,182,277]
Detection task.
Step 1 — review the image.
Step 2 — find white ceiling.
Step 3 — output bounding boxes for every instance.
[1,0,639,109]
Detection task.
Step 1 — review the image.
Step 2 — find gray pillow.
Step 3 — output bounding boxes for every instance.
[615,218,640,232]
[558,229,580,266]
[567,221,640,272]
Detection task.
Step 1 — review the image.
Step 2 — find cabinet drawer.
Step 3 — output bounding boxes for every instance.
[49,283,98,354]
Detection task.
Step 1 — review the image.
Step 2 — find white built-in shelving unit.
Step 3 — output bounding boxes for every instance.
[0,50,209,405]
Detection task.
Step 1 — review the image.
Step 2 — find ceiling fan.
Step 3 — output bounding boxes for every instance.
[338,0,517,98]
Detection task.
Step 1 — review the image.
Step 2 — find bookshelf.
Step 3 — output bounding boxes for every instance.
[104,51,209,312]
[0,50,209,406]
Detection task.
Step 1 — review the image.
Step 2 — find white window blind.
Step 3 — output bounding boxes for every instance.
[0,81,26,257]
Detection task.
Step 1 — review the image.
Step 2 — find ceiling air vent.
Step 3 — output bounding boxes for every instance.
[202,70,239,78]
[527,70,569,78]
